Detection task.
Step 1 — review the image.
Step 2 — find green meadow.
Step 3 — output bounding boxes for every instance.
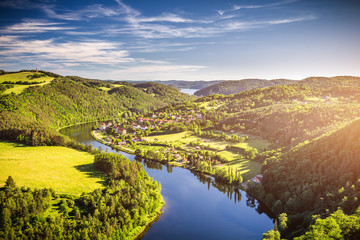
[143,131,265,180]
[0,141,105,195]
[0,71,54,94]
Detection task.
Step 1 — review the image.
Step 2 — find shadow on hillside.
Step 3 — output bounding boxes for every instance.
[73,163,107,186]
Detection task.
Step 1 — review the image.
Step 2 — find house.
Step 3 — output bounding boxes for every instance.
[196,114,203,119]
[132,124,140,129]
[118,128,126,135]
[140,126,148,130]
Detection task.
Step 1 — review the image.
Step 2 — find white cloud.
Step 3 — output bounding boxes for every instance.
[0,36,132,64]
[43,4,119,20]
[0,19,74,33]
[110,0,314,39]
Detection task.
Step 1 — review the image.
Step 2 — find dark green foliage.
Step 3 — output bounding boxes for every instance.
[0,84,14,93]
[128,80,222,90]
[259,119,360,237]
[0,74,192,146]
[5,176,15,188]
[27,73,46,80]
[295,208,360,240]
[195,79,294,96]
[109,86,166,113]
[66,76,112,89]
[0,153,163,239]
[2,80,45,85]
[134,82,195,103]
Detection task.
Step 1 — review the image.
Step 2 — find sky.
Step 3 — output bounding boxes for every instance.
[0,0,359,81]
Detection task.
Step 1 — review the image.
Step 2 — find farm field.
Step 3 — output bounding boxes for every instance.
[0,71,54,94]
[143,131,264,180]
[0,141,105,195]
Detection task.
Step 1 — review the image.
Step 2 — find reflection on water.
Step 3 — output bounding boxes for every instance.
[61,122,274,240]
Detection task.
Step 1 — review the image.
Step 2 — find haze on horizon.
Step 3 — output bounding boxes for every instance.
[0,0,359,81]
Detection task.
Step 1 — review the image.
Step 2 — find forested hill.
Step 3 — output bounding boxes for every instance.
[194,78,294,96]
[133,82,195,103]
[127,80,223,90]
[258,119,360,238]
[0,71,193,146]
[199,76,360,148]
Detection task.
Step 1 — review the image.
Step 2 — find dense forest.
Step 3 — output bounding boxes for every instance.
[0,71,193,146]
[254,119,360,238]
[0,152,163,239]
[128,80,223,90]
[194,78,294,96]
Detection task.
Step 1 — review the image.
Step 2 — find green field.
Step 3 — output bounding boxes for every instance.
[0,141,105,195]
[234,139,270,152]
[144,131,191,142]
[143,131,263,180]
[0,72,54,94]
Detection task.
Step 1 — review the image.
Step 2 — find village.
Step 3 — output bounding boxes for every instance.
[98,109,204,145]
[92,105,268,187]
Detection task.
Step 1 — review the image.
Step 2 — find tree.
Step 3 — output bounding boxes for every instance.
[5,176,16,188]
[262,230,280,240]
[278,213,288,232]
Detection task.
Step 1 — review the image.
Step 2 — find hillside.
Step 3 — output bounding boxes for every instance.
[194,78,294,96]
[108,85,166,112]
[0,71,55,94]
[127,80,223,90]
[133,82,196,103]
[0,71,193,146]
[196,77,360,148]
[258,119,360,238]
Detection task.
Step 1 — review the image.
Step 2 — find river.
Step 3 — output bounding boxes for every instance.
[179,88,198,95]
[60,123,274,240]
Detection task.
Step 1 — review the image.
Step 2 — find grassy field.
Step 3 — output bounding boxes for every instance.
[227,158,262,181]
[143,131,263,180]
[0,72,54,94]
[234,138,270,152]
[0,141,105,195]
[216,150,261,180]
[144,131,191,142]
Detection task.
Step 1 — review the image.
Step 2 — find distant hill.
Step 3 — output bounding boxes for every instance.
[194,79,295,96]
[0,71,194,146]
[126,80,224,90]
[133,82,195,103]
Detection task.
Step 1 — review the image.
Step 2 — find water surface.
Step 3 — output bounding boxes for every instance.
[60,123,274,240]
[179,88,198,95]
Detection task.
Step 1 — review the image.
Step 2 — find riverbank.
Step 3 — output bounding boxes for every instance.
[62,122,275,239]
[91,130,248,190]
[91,130,135,154]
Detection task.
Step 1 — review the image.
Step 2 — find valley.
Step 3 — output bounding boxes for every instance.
[1,70,360,239]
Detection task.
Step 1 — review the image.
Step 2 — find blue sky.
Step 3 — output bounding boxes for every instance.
[0,0,359,80]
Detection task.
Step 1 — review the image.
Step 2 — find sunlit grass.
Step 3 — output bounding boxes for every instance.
[0,72,54,94]
[0,141,105,195]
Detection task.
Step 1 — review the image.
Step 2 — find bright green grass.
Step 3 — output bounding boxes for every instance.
[215,150,262,180]
[0,72,54,94]
[144,131,191,142]
[143,131,262,180]
[99,86,111,91]
[228,158,262,181]
[111,84,124,88]
[0,141,105,195]
[234,138,270,152]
